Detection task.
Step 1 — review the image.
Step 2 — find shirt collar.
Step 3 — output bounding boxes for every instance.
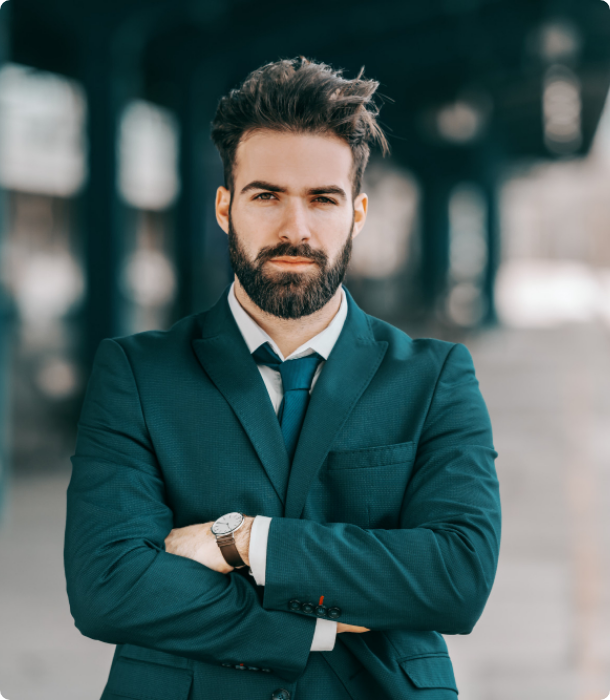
[227,280,348,362]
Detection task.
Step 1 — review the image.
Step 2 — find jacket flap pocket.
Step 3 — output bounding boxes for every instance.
[107,657,193,699]
[399,654,458,692]
[119,643,192,669]
[327,441,415,470]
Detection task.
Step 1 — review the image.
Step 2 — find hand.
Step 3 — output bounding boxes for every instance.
[164,516,254,574]
[337,623,370,634]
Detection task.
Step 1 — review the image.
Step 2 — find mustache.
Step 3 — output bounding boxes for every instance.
[255,242,328,266]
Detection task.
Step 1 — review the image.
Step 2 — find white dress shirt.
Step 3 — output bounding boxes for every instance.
[227,280,348,652]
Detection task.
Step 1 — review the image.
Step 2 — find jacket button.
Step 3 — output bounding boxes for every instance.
[288,599,301,611]
[271,690,291,700]
[315,605,327,616]
[327,607,342,619]
[301,602,315,614]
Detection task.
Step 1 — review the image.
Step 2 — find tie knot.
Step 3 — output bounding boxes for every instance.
[252,342,324,392]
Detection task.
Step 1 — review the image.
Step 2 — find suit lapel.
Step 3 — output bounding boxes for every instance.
[191,286,291,506]
[190,284,388,519]
[284,287,388,519]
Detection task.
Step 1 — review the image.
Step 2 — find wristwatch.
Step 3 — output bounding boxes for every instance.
[211,511,247,568]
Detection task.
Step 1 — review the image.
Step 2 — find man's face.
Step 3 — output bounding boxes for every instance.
[215,129,368,319]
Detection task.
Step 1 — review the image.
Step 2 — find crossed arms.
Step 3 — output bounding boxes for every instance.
[163,516,369,644]
[64,338,501,684]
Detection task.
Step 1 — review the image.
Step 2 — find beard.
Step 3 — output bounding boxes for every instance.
[227,214,354,319]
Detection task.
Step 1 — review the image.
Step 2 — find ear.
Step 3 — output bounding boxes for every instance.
[215,186,231,234]
[351,192,368,239]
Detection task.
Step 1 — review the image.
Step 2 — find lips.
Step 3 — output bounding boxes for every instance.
[269,257,314,264]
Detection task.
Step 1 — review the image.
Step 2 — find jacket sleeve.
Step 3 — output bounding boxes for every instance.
[64,338,316,683]
[250,515,338,651]
[261,342,502,635]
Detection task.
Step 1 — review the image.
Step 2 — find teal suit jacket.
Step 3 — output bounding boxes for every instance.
[64,283,501,700]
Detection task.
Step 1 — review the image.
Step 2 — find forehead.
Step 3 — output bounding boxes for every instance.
[233,130,353,190]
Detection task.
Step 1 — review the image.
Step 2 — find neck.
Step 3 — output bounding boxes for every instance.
[233,276,343,358]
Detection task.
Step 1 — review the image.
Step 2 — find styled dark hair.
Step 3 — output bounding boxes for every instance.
[210,56,390,200]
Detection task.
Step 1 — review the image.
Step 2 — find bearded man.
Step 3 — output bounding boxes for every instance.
[65,57,501,700]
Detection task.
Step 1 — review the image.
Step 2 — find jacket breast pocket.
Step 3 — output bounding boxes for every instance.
[105,657,193,700]
[323,441,416,528]
[399,654,458,695]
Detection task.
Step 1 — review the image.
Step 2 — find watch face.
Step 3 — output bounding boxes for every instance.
[212,512,243,535]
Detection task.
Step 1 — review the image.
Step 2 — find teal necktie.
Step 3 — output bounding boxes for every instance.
[252,342,324,462]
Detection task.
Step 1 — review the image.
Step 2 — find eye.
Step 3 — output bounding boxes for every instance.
[314,196,336,205]
[253,192,276,200]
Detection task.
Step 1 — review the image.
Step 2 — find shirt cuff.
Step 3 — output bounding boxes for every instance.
[248,515,272,585]
[310,618,338,651]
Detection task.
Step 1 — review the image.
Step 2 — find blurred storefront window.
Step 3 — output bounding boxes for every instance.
[497,88,610,328]
[119,99,180,211]
[0,63,86,196]
[118,99,180,333]
[347,161,420,320]
[0,64,179,473]
[120,209,177,334]
[446,183,489,327]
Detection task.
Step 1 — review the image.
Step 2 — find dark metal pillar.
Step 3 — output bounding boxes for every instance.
[173,62,208,320]
[82,21,137,366]
[79,29,129,369]
[481,175,500,325]
[173,60,229,320]
[0,0,14,519]
[474,142,503,327]
[418,174,453,317]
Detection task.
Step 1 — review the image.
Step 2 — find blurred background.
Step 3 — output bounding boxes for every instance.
[0,0,610,698]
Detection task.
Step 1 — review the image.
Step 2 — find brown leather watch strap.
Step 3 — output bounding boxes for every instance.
[216,533,247,568]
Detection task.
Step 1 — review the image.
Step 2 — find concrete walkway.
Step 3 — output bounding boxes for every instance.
[0,323,609,700]
[446,322,610,700]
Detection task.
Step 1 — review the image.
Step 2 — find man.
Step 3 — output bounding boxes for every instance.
[64,57,501,700]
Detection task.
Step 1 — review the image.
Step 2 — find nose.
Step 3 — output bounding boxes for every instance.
[279,199,311,245]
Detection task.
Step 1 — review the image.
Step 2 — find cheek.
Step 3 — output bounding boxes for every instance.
[232,208,277,248]
[310,209,353,244]
[240,202,283,224]
[308,204,348,227]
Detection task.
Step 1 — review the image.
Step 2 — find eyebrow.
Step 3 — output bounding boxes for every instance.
[240,180,347,199]
[241,180,287,194]
[307,186,347,199]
